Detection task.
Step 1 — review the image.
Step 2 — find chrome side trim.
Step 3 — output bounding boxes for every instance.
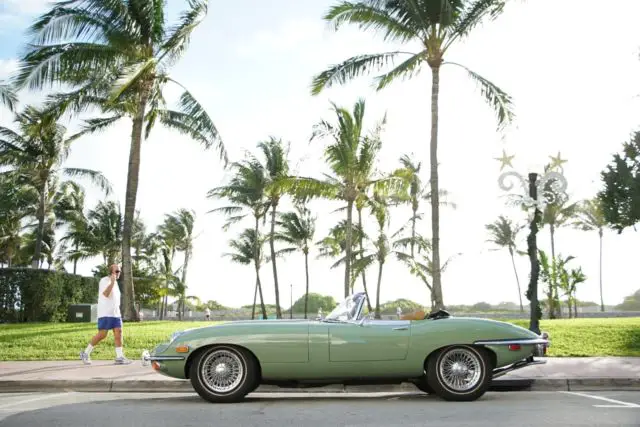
[150,355,186,361]
[473,338,549,345]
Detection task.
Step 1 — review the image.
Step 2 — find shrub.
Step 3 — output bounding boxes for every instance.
[0,268,98,322]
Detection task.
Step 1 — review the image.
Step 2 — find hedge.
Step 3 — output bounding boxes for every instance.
[0,268,98,323]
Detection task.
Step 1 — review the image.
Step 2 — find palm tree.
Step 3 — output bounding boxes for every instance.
[257,137,290,319]
[208,158,270,318]
[310,0,515,309]
[542,195,578,318]
[64,200,123,267]
[274,200,317,318]
[55,181,87,274]
[223,228,268,320]
[353,189,393,319]
[485,215,525,312]
[392,153,457,257]
[278,98,399,298]
[0,105,111,268]
[15,0,226,320]
[571,198,607,312]
[159,209,196,319]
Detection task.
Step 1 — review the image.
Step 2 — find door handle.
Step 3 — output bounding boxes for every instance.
[393,326,408,331]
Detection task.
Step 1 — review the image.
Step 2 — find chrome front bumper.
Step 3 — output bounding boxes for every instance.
[140,349,186,367]
[473,330,550,356]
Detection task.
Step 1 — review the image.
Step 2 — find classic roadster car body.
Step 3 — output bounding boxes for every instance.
[142,292,549,403]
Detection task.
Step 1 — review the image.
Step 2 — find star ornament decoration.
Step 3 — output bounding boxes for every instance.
[495,149,515,171]
[548,152,568,171]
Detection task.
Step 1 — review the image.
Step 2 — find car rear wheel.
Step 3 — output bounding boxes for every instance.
[189,345,257,403]
[426,345,491,402]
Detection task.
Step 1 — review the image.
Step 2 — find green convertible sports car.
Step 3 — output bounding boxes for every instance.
[141,292,549,403]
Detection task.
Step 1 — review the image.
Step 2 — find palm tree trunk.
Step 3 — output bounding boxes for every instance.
[73,242,78,274]
[598,228,604,312]
[410,203,417,258]
[357,208,373,312]
[31,184,46,268]
[251,277,258,320]
[254,216,267,319]
[344,199,354,298]
[121,87,151,322]
[269,204,282,319]
[509,248,524,312]
[428,62,443,310]
[375,260,384,319]
[304,249,310,319]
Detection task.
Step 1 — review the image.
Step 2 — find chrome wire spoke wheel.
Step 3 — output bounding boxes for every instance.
[200,349,245,394]
[438,348,482,392]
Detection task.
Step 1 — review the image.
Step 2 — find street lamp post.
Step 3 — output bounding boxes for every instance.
[497,156,568,334]
[290,284,293,319]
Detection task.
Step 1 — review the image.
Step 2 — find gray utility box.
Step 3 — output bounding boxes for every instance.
[68,304,98,322]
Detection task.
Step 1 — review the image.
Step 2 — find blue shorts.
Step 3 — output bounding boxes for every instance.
[97,316,122,330]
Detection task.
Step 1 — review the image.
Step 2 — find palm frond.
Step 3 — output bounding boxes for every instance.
[0,84,18,112]
[324,1,419,43]
[374,51,424,90]
[310,52,410,95]
[62,167,112,195]
[67,115,123,141]
[110,57,157,101]
[159,0,208,66]
[445,61,515,131]
[448,0,506,47]
[15,42,124,90]
[160,82,226,166]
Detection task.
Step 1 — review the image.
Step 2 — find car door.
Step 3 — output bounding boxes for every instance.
[328,319,411,362]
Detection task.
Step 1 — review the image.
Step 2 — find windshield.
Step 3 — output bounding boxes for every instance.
[325,294,364,321]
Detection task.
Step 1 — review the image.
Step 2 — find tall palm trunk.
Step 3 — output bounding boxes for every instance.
[269,204,282,318]
[344,199,354,298]
[375,259,384,319]
[303,248,310,319]
[509,247,524,312]
[428,61,443,310]
[357,209,373,311]
[181,246,191,319]
[598,228,604,312]
[73,242,79,274]
[254,216,267,319]
[251,277,258,320]
[410,200,418,257]
[31,183,47,268]
[121,86,151,321]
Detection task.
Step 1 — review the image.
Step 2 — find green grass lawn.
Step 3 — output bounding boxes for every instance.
[0,317,638,361]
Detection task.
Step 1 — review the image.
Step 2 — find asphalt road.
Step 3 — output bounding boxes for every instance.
[0,391,638,426]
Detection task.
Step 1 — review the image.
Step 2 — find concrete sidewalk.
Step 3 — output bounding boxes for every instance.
[1,357,639,393]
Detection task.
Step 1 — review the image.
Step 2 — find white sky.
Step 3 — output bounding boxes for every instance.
[1,0,639,309]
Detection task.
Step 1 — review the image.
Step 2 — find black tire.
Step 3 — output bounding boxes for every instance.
[414,377,435,394]
[426,345,492,402]
[189,345,258,403]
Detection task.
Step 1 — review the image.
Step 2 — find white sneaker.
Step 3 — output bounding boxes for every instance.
[115,356,132,365]
[80,351,91,365]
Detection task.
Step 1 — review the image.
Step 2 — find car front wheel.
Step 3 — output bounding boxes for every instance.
[189,345,257,403]
[426,345,492,402]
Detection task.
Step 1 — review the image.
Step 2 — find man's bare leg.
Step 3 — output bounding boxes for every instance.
[80,330,107,364]
[113,327,131,364]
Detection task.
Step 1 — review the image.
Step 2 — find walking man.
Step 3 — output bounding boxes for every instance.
[80,264,132,365]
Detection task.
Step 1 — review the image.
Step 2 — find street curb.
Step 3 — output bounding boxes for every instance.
[0,378,638,393]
